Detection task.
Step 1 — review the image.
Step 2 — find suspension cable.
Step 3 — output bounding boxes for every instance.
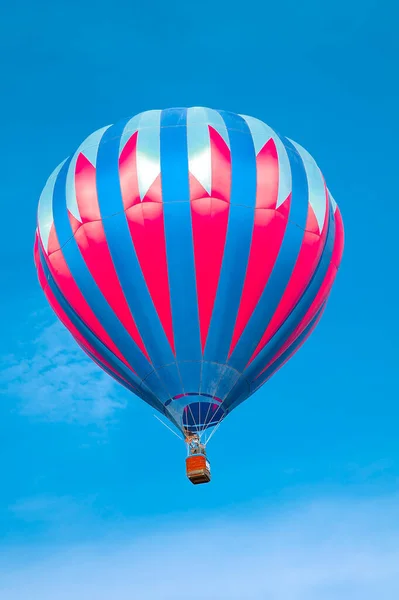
[153,414,184,441]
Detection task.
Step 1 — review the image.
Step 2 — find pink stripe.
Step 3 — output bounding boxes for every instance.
[331,207,344,268]
[68,209,81,235]
[119,132,141,210]
[191,196,230,351]
[125,199,175,354]
[35,235,133,384]
[33,234,40,270]
[119,138,173,351]
[74,153,101,221]
[40,235,133,371]
[190,127,231,351]
[208,126,231,202]
[306,198,322,235]
[247,187,330,365]
[142,173,162,204]
[189,171,210,201]
[74,154,151,361]
[77,343,134,389]
[228,194,291,358]
[254,206,344,379]
[255,138,279,209]
[74,222,151,361]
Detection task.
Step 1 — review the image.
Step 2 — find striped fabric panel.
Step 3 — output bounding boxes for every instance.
[35,107,344,435]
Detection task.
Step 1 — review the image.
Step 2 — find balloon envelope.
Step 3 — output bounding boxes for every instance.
[34,107,344,440]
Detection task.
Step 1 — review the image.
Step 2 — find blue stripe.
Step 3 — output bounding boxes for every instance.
[51,159,155,383]
[178,361,202,393]
[204,111,257,363]
[222,204,336,413]
[38,244,168,410]
[95,119,178,382]
[242,200,335,386]
[160,108,202,370]
[84,347,143,397]
[228,138,309,371]
[200,361,226,396]
[152,363,183,399]
[214,366,241,401]
[140,371,171,404]
[224,302,325,415]
[249,302,326,394]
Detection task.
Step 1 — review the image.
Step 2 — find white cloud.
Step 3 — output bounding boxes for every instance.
[0,495,398,599]
[0,320,126,423]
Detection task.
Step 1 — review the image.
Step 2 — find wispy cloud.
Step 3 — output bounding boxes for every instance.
[0,320,126,423]
[0,494,398,599]
[9,494,96,525]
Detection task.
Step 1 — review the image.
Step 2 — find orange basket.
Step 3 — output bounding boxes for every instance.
[186,454,211,485]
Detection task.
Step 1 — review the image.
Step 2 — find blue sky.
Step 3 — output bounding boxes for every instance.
[0,0,398,597]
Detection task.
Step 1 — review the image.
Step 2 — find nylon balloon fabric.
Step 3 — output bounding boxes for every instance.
[34,107,344,440]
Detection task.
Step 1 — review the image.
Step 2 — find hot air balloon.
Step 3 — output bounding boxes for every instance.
[34,107,344,485]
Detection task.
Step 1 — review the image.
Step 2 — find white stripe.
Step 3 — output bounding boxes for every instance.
[65,126,111,222]
[187,109,212,195]
[289,139,327,233]
[119,112,143,155]
[37,159,68,252]
[136,110,162,200]
[241,114,292,208]
[79,126,111,165]
[187,107,230,149]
